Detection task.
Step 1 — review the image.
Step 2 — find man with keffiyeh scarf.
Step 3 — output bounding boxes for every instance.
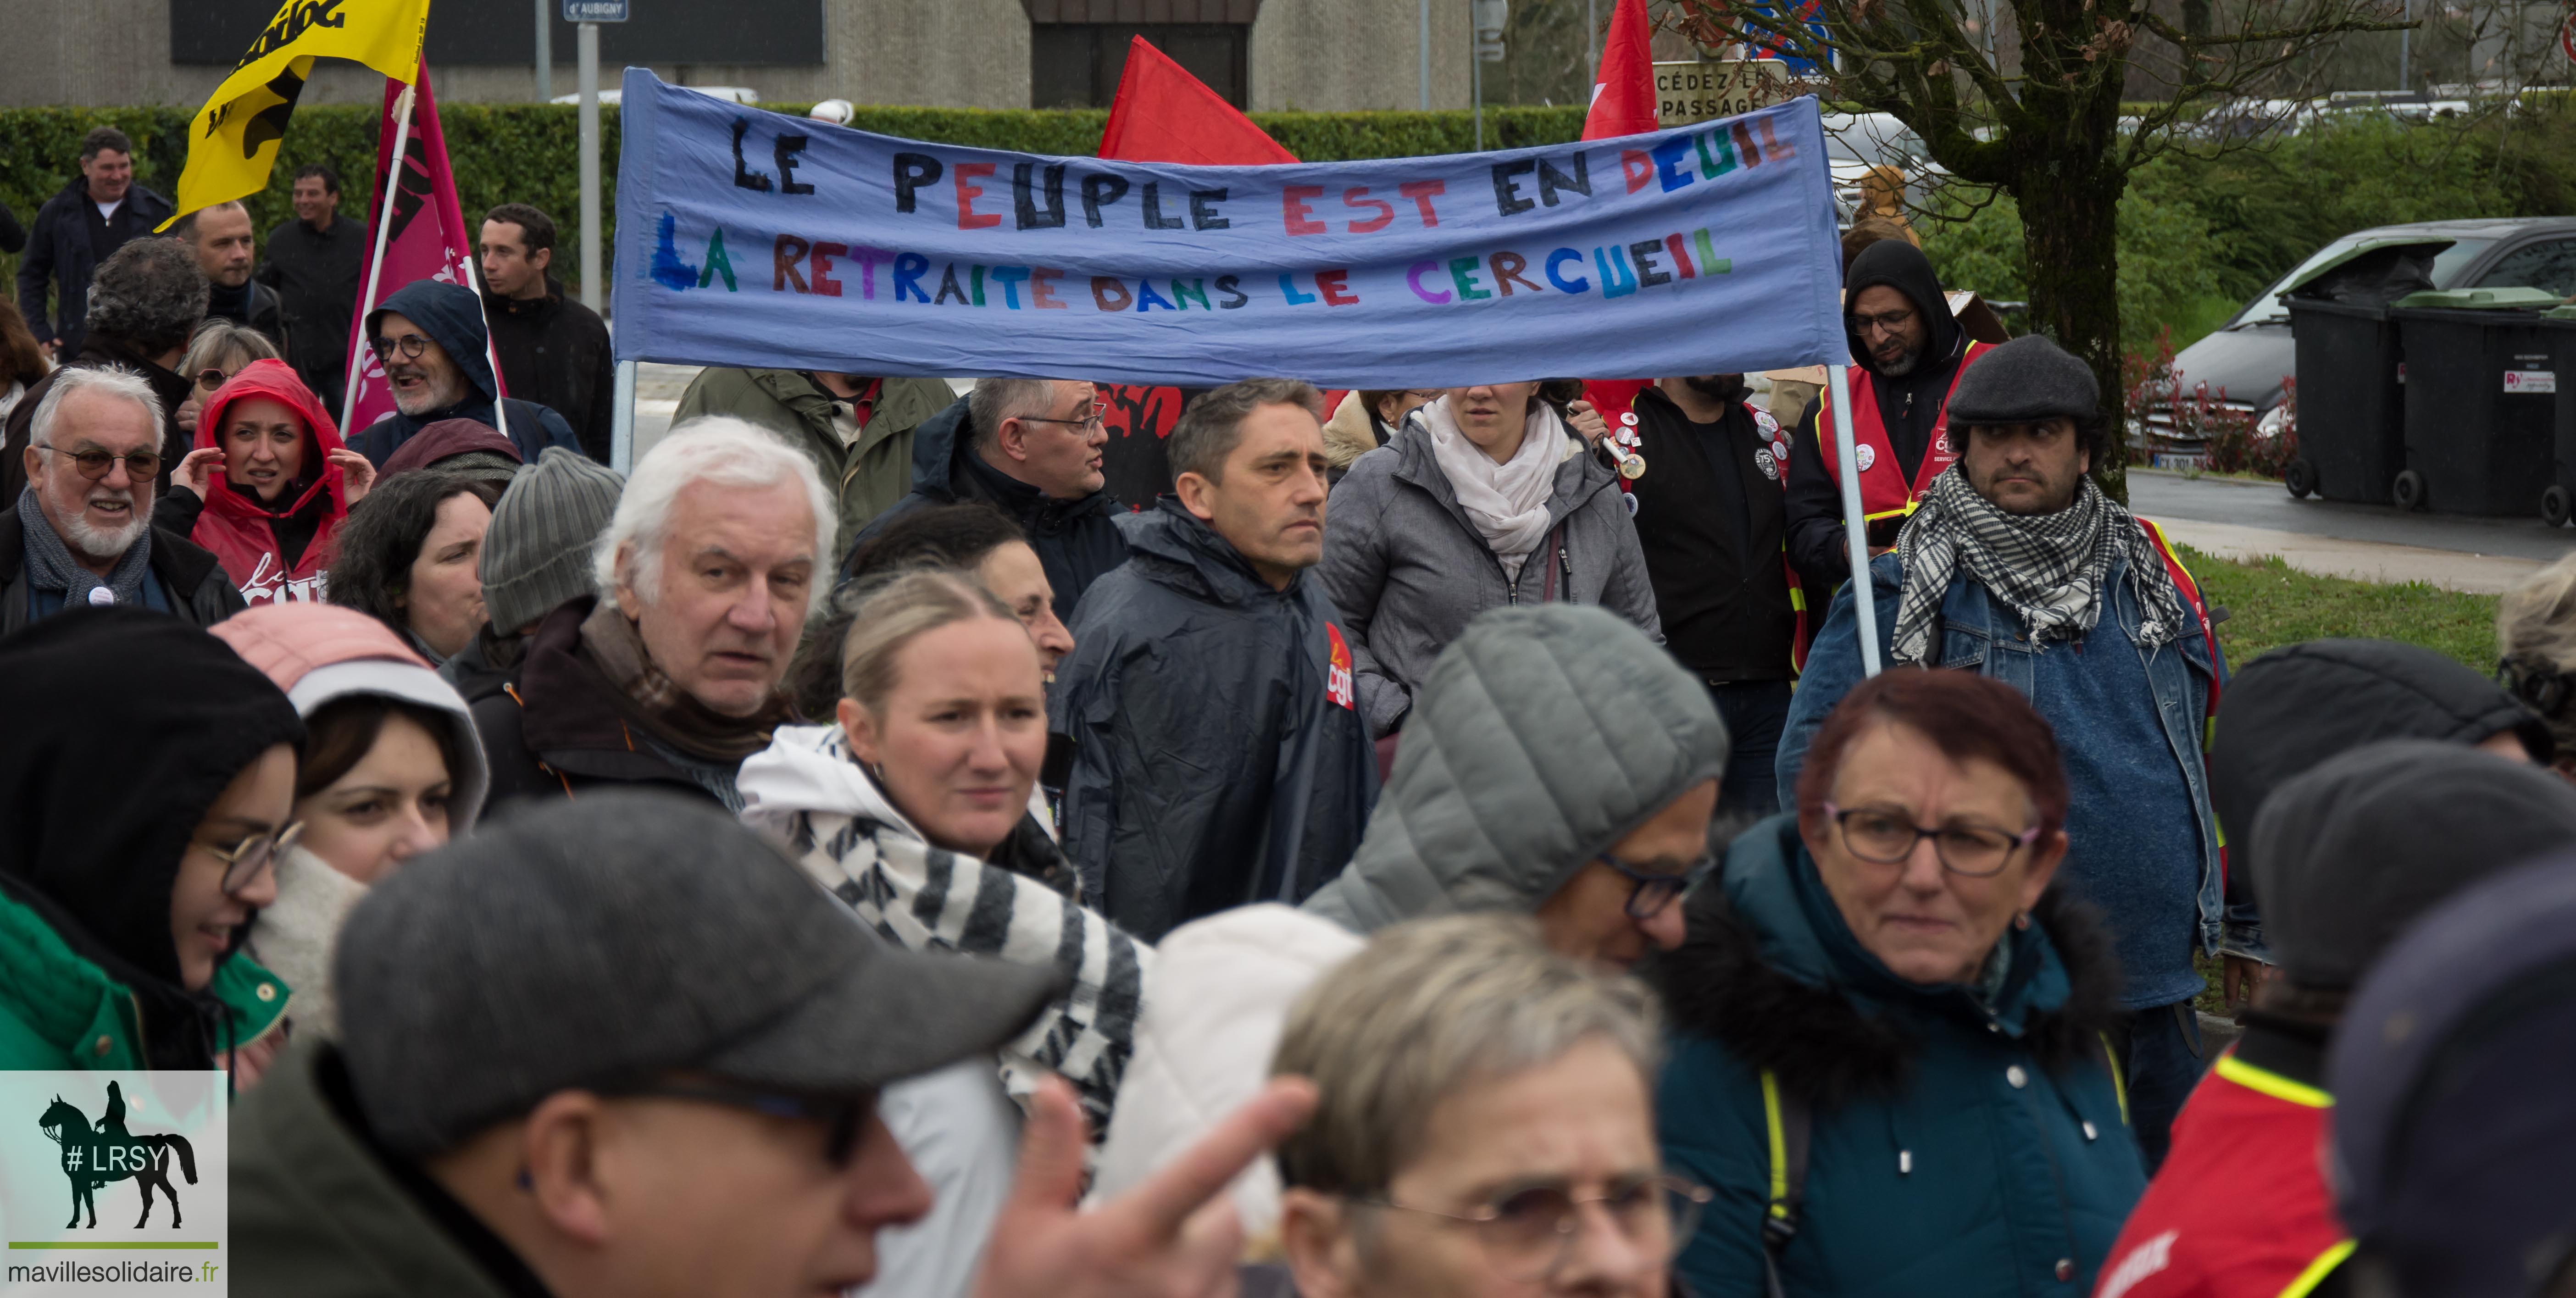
[1775,334,2248,1175]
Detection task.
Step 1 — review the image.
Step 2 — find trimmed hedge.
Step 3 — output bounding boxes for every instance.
[1,101,1585,304]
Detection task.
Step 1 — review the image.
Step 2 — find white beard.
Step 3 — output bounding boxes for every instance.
[59,488,147,560]
[390,371,463,417]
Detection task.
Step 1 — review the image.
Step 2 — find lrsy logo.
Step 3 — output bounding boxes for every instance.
[37,1081,199,1229]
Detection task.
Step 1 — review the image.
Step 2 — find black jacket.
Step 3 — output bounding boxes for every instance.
[1784,240,1970,588]
[483,280,615,463]
[0,200,23,255]
[1051,501,1378,942]
[2210,638,2552,914]
[13,178,175,357]
[1627,382,1795,681]
[0,508,247,634]
[257,214,367,409]
[1,334,196,504]
[846,396,1129,623]
[207,278,288,354]
[343,280,584,468]
[467,598,726,816]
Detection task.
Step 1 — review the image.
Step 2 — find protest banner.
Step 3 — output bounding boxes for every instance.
[610,67,1847,388]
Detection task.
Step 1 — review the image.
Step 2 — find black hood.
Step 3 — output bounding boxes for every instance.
[909,394,972,493]
[2212,638,2552,907]
[0,611,303,1054]
[1843,239,1960,378]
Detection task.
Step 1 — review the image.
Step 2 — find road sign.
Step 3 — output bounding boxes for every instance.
[564,0,627,21]
[1653,58,1796,126]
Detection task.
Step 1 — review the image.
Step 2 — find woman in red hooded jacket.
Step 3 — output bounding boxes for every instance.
[155,359,375,604]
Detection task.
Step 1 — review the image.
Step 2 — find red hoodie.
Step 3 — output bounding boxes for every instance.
[192,359,351,605]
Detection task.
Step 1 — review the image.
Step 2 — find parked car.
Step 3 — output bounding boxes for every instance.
[2137,217,2576,461]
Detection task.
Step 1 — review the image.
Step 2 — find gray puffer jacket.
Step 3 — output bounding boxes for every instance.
[1319,418,1662,740]
[1302,603,1729,932]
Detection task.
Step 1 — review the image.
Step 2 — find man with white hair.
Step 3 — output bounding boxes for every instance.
[0,365,245,632]
[472,416,832,813]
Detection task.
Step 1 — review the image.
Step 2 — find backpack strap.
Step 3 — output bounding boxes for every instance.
[1760,1069,1812,1298]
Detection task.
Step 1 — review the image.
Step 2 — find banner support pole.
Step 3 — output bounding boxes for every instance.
[611,359,637,474]
[343,77,417,435]
[1825,361,1884,678]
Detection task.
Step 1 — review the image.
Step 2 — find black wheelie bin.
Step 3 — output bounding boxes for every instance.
[2389,286,2561,516]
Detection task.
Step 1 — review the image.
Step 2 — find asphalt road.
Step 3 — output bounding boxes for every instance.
[2130,469,2576,562]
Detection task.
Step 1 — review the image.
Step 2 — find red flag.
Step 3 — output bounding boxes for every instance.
[1581,0,1661,442]
[1098,36,1297,166]
[341,62,506,436]
[1091,38,1297,506]
[1584,0,1660,141]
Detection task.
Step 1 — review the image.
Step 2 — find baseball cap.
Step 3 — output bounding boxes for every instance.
[334,791,1064,1157]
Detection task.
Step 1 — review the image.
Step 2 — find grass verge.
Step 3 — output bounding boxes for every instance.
[2178,544,2500,671]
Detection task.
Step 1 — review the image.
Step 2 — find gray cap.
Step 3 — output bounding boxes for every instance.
[334,792,1063,1157]
[2250,738,2576,990]
[479,447,625,636]
[1944,333,2100,426]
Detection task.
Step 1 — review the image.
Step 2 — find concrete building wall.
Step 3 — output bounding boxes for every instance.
[1248,0,1472,111]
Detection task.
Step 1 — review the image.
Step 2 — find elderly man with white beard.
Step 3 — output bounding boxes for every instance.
[0,365,245,632]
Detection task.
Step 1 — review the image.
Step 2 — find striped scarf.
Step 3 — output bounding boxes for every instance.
[1891,467,2186,667]
[756,727,1149,1133]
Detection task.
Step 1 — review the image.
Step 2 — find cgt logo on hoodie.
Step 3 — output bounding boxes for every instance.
[238,551,329,605]
[1325,624,1356,711]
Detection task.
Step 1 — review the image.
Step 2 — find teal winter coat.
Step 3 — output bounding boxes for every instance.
[1653,814,2145,1298]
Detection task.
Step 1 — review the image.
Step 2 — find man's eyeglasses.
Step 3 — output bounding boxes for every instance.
[203,821,303,896]
[608,1079,875,1168]
[1360,1174,1713,1281]
[33,445,162,482]
[1020,409,1107,436]
[1853,307,1917,336]
[1595,851,1711,920]
[1820,802,2040,877]
[367,334,433,361]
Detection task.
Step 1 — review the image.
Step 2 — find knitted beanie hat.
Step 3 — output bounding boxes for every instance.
[478,447,625,635]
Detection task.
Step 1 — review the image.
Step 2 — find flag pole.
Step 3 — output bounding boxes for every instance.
[1825,361,1884,677]
[343,77,419,435]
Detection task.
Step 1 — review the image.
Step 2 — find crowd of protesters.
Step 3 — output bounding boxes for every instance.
[7,127,2576,1298]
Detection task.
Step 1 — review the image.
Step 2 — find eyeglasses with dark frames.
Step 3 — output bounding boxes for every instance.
[1358,1174,1714,1281]
[202,821,303,896]
[367,334,433,361]
[1819,801,2040,878]
[605,1079,875,1168]
[1593,851,1712,920]
[33,445,163,482]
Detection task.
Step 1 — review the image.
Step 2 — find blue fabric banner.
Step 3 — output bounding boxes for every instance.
[611,68,1848,388]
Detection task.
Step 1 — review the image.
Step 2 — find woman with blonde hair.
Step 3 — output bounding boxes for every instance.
[2497,550,2576,778]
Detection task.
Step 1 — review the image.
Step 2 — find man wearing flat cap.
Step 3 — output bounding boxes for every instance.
[228,791,1314,1298]
[1777,333,2233,1172]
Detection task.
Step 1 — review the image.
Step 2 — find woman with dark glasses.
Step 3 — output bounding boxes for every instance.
[171,318,278,439]
[1655,667,2144,1297]
[0,609,305,1082]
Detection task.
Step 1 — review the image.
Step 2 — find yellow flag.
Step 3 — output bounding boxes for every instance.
[161,0,433,231]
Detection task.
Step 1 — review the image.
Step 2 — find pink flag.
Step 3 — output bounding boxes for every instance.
[341,61,505,436]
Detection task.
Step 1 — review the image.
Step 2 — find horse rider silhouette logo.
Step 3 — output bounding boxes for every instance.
[37,1081,197,1229]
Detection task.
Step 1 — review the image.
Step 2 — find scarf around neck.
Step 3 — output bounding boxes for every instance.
[1419,396,1562,579]
[1889,467,2187,666]
[17,484,153,609]
[576,597,792,762]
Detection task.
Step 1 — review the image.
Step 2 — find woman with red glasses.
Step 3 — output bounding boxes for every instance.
[0,609,305,1082]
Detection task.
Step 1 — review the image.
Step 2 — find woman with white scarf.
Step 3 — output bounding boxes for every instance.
[738,567,1150,1298]
[1319,381,1663,743]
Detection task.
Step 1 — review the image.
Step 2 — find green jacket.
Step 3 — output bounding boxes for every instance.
[234,1041,521,1298]
[1653,814,2144,1298]
[671,367,953,549]
[0,889,288,1070]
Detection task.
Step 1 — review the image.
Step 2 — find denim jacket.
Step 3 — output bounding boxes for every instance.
[1778,550,2260,961]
